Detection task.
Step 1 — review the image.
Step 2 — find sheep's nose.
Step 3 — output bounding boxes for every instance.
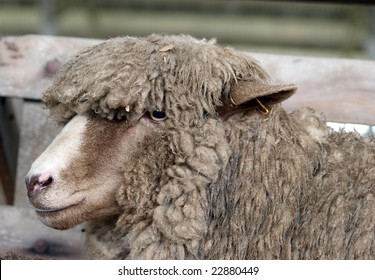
[26,173,54,197]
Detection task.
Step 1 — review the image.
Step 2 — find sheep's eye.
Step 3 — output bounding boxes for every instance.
[150,110,167,121]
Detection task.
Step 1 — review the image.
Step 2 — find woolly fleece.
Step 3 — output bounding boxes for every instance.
[43,34,375,259]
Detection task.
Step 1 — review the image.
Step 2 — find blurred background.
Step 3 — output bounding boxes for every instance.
[1,0,375,59]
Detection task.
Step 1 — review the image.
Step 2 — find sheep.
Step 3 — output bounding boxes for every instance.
[25,34,375,260]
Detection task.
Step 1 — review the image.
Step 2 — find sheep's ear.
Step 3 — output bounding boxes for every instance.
[223,80,297,113]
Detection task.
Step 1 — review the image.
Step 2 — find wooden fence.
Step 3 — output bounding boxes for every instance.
[0,1,370,58]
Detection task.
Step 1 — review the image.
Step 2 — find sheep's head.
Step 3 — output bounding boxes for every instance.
[26,34,296,256]
[25,114,156,230]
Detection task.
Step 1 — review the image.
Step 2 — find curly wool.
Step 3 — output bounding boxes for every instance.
[200,107,375,259]
[43,34,269,124]
[42,34,374,259]
[84,104,375,260]
[112,118,230,259]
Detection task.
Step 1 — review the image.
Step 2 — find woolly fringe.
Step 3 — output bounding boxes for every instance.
[43,34,269,124]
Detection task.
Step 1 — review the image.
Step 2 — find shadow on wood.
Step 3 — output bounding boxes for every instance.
[0,205,86,259]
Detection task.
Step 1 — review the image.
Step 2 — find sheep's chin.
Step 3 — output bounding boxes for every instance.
[36,207,82,230]
[36,202,121,230]
[33,201,82,215]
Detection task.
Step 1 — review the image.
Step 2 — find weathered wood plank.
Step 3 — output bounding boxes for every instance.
[0,35,101,99]
[0,35,374,125]
[251,53,375,125]
[0,205,85,259]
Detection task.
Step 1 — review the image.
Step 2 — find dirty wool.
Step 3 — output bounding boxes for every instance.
[37,34,375,259]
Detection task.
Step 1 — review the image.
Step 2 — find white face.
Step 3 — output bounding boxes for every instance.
[25,114,154,230]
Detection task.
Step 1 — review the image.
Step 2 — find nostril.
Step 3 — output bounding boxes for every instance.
[41,176,53,188]
[26,173,54,196]
[25,175,39,193]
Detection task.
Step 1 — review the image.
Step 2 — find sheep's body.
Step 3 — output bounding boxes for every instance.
[206,107,374,259]
[25,34,375,259]
[83,106,375,259]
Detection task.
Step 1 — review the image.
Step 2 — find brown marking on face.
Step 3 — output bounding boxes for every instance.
[61,116,132,182]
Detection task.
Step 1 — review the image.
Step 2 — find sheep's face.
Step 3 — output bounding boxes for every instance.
[25,114,157,230]
[26,36,298,252]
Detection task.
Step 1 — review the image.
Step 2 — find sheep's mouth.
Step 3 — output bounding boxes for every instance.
[31,198,86,214]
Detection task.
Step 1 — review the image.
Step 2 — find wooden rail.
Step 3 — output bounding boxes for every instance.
[1,35,374,123]
[0,205,85,259]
